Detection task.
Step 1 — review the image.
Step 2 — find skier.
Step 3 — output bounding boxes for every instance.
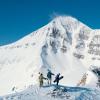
[39,73,47,87]
[77,73,88,86]
[54,73,63,86]
[47,69,54,85]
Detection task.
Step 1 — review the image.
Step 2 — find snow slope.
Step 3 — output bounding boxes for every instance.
[1,85,100,100]
[0,16,100,96]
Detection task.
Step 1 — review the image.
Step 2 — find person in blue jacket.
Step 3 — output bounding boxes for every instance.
[47,69,54,85]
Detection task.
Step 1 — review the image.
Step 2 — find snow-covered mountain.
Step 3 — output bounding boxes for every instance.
[0,16,100,96]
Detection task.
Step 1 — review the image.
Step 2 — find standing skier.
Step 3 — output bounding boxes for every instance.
[39,73,47,87]
[54,73,63,86]
[47,69,54,85]
[77,73,88,86]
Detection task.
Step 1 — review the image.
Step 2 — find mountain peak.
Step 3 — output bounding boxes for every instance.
[52,15,91,29]
[52,16,79,26]
[53,16,78,23]
[50,15,89,33]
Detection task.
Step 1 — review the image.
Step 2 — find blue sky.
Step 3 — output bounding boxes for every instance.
[0,0,100,45]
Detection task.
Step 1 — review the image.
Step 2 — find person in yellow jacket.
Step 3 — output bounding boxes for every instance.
[39,73,47,87]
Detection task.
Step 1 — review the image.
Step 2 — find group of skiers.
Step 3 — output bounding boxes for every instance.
[38,70,100,88]
[38,70,63,87]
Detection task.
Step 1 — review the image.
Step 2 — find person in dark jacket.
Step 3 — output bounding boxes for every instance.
[47,69,54,85]
[54,73,63,86]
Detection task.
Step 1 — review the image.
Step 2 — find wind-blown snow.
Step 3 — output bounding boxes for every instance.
[0,16,100,99]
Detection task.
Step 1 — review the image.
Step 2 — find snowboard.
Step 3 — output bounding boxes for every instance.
[54,76,64,83]
[59,76,63,80]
